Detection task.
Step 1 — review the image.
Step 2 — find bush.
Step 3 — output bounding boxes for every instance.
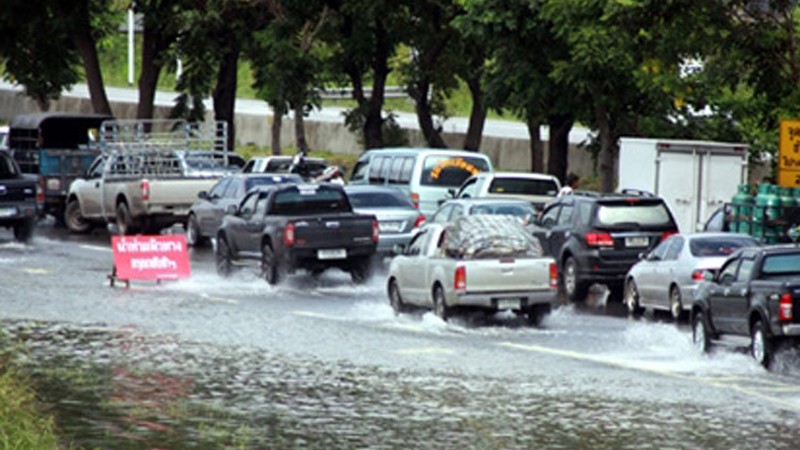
[0,361,61,449]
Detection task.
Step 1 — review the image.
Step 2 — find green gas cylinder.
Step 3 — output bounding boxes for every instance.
[753,183,780,241]
[731,184,753,233]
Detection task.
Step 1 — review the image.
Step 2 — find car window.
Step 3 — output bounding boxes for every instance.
[458,178,480,198]
[348,191,413,208]
[762,253,800,275]
[576,201,593,226]
[420,155,491,187]
[255,195,269,217]
[540,205,560,227]
[737,258,755,282]
[0,152,17,178]
[271,186,350,215]
[689,236,757,257]
[717,258,740,284]
[449,205,464,221]
[557,204,574,226]
[405,230,429,256]
[369,156,388,183]
[429,205,454,224]
[238,192,259,216]
[351,159,369,182]
[664,236,683,260]
[209,178,230,198]
[595,202,673,227]
[399,157,414,183]
[242,160,255,173]
[488,177,559,196]
[650,238,672,260]
[388,157,406,183]
[223,178,242,198]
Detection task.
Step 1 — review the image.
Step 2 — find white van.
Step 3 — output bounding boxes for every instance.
[348,148,494,215]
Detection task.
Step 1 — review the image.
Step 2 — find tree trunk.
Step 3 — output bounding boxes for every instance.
[293,101,309,154]
[362,26,391,149]
[595,108,616,193]
[547,114,574,183]
[68,3,112,116]
[136,24,168,120]
[271,107,282,155]
[463,75,486,152]
[213,44,240,151]
[411,79,446,148]
[527,117,544,173]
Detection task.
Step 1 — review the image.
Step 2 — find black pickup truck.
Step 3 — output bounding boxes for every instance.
[215,183,378,284]
[0,150,39,242]
[691,245,800,368]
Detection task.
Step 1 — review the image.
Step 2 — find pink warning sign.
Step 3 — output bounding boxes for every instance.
[111,235,191,281]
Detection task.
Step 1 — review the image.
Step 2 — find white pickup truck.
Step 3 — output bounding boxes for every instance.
[64,119,239,235]
[386,215,558,325]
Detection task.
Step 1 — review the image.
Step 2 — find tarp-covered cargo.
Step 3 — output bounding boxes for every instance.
[443,215,543,259]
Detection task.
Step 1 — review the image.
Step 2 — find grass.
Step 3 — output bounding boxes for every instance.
[0,361,61,450]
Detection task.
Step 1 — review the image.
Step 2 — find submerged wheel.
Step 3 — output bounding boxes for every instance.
[624,278,643,318]
[261,243,282,285]
[562,257,588,302]
[350,256,373,284]
[751,319,774,369]
[525,304,551,326]
[669,286,684,322]
[186,214,208,247]
[215,237,234,278]
[692,311,711,354]
[116,202,139,235]
[64,198,92,234]
[388,278,406,314]
[12,218,35,243]
[433,284,450,321]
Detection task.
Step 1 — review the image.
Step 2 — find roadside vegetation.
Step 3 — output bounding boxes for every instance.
[0,358,61,449]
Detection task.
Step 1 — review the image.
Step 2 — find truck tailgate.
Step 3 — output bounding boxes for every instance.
[466,257,554,293]
[293,214,376,249]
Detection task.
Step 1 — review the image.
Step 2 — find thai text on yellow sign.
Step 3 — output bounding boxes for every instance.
[778,119,800,187]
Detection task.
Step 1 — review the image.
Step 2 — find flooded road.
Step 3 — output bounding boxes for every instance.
[2,225,800,449]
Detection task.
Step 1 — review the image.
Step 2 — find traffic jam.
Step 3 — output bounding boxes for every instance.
[3,115,800,375]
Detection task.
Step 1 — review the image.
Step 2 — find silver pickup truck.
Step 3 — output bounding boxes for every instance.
[64,119,240,235]
[386,215,558,325]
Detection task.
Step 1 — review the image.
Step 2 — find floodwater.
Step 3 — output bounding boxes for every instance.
[3,317,800,450]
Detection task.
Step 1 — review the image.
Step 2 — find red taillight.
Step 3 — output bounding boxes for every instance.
[660,230,678,241]
[549,263,558,289]
[283,223,295,246]
[413,214,426,228]
[36,183,44,205]
[372,219,379,242]
[140,179,150,201]
[779,293,793,322]
[586,232,614,247]
[410,192,420,209]
[691,270,705,281]
[454,265,466,292]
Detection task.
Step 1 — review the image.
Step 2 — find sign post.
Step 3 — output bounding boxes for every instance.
[778,119,800,187]
[110,235,191,287]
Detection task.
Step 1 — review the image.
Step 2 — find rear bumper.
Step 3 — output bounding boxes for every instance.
[573,250,637,286]
[286,244,377,270]
[0,201,38,225]
[781,324,800,336]
[450,289,557,310]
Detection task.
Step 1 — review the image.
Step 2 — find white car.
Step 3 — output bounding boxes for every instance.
[624,232,760,320]
[454,171,561,209]
[0,125,8,149]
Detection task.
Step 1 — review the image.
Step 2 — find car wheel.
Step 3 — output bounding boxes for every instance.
[215,237,234,278]
[669,286,684,322]
[64,198,92,234]
[350,256,373,284]
[692,311,711,354]
[433,284,450,321]
[116,202,139,235]
[624,278,643,318]
[388,278,406,314]
[751,319,774,369]
[261,243,282,285]
[562,257,588,302]
[13,218,35,243]
[186,214,208,247]
[525,304,551,326]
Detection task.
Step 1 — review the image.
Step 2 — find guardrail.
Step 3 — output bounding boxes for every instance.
[317,86,407,100]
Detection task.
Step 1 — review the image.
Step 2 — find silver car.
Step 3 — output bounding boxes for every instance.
[426,197,538,227]
[344,185,425,257]
[624,232,760,320]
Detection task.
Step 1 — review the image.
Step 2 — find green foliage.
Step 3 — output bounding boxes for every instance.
[0,361,60,449]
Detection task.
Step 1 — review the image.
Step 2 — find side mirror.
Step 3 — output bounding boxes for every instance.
[198,190,208,200]
[447,188,456,198]
[225,204,238,215]
[638,252,648,260]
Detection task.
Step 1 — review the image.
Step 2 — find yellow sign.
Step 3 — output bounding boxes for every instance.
[429,158,480,180]
[779,119,800,187]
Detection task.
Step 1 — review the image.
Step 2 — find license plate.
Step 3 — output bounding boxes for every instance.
[625,236,649,247]
[379,221,403,232]
[0,207,17,218]
[318,248,347,260]
[497,299,520,310]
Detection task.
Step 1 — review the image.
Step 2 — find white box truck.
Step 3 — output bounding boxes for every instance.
[617,137,748,233]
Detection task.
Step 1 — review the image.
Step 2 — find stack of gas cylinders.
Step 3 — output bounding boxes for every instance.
[731,183,800,243]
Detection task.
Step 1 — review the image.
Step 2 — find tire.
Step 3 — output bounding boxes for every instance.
[261,242,282,285]
[215,237,234,278]
[433,284,450,321]
[525,304,551,326]
[64,199,92,234]
[669,286,684,322]
[388,278,406,314]
[624,278,643,318]
[751,318,774,369]
[12,218,35,243]
[350,256,373,284]
[186,214,208,247]
[692,311,711,354]
[116,202,139,235]
[562,257,588,302]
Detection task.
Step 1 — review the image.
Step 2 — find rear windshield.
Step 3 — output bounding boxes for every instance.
[348,191,413,208]
[468,203,536,217]
[488,178,558,196]
[762,253,800,275]
[595,202,673,227]
[689,237,757,257]
[245,174,302,191]
[420,155,491,187]
[271,186,350,215]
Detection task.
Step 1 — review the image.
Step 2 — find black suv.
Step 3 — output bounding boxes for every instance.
[0,150,39,242]
[530,191,679,302]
